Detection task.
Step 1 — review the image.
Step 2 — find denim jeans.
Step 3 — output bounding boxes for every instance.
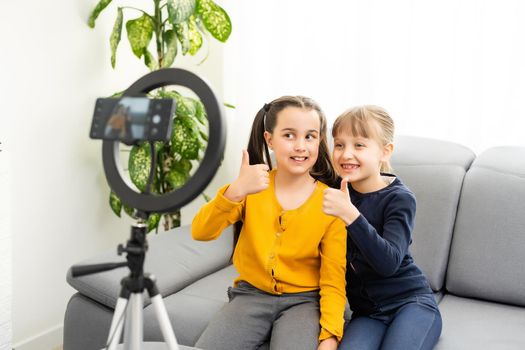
[339,294,442,350]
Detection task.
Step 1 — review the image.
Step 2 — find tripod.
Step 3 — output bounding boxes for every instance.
[78,68,226,349]
[72,218,179,350]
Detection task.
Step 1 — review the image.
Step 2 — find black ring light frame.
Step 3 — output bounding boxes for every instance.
[102,68,226,214]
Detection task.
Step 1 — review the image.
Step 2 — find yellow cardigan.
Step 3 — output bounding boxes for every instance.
[192,170,347,341]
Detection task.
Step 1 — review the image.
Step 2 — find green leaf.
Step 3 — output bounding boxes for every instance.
[165,168,187,189]
[123,203,135,218]
[199,130,208,142]
[171,117,201,159]
[128,143,152,192]
[147,213,161,232]
[202,193,211,202]
[191,98,207,124]
[157,89,181,100]
[188,16,203,55]
[173,159,193,174]
[156,90,205,160]
[162,29,178,68]
[196,0,231,42]
[161,91,195,118]
[224,102,236,109]
[126,15,154,58]
[179,113,197,130]
[144,49,158,70]
[110,7,123,68]
[88,0,113,28]
[167,0,196,24]
[174,22,190,55]
[177,96,197,118]
[111,90,125,97]
[109,191,122,217]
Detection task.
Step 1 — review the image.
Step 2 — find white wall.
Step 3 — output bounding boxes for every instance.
[2,0,232,348]
[0,11,12,342]
[4,0,525,348]
[0,150,12,350]
[222,0,525,155]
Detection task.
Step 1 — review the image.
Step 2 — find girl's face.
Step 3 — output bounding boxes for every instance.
[332,132,392,192]
[264,107,321,177]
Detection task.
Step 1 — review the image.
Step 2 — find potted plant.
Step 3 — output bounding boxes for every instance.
[88,0,231,231]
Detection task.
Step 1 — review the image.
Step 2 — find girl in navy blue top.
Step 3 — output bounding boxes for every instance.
[322,105,442,350]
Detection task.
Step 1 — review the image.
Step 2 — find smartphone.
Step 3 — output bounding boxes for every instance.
[90,96,175,145]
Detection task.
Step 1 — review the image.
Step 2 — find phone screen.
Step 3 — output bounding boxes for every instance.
[91,97,175,144]
[104,97,149,141]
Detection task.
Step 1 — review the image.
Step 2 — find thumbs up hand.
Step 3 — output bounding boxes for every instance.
[224,150,270,202]
[323,178,360,225]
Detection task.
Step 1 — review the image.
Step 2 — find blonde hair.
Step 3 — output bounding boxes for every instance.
[332,105,395,173]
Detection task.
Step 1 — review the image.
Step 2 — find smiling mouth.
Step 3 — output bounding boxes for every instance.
[291,156,308,162]
[341,164,360,170]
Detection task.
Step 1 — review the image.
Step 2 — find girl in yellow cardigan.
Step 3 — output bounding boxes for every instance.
[192,96,347,350]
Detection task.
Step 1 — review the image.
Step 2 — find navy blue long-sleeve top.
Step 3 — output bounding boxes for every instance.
[343,174,433,315]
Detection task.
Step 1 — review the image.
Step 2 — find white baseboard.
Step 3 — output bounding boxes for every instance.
[13,324,62,350]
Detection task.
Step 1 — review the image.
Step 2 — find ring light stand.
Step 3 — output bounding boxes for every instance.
[72,68,226,350]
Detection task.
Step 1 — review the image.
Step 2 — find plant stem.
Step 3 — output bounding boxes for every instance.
[154,0,164,68]
[157,146,166,194]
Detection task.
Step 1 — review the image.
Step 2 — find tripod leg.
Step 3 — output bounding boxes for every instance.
[145,274,179,350]
[107,297,128,350]
[151,294,180,350]
[123,293,144,350]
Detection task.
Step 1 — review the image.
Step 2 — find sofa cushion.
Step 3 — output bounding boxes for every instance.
[435,295,525,349]
[66,225,233,309]
[144,265,238,346]
[63,293,114,350]
[391,136,475,292]
[446,146,525,306]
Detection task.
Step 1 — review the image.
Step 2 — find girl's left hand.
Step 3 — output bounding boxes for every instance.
[323,178,360,225]
[317,336,338,350]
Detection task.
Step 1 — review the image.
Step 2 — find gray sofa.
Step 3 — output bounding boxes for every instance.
[64,136,525,349]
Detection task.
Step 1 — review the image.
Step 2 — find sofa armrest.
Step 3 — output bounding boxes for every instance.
[66,224,233,309]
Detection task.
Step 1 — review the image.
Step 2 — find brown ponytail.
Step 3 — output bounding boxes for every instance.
[246,105,273,168]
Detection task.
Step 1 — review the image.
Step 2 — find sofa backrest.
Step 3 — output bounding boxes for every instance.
[446,146,525,306]
[391,136,475,292]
